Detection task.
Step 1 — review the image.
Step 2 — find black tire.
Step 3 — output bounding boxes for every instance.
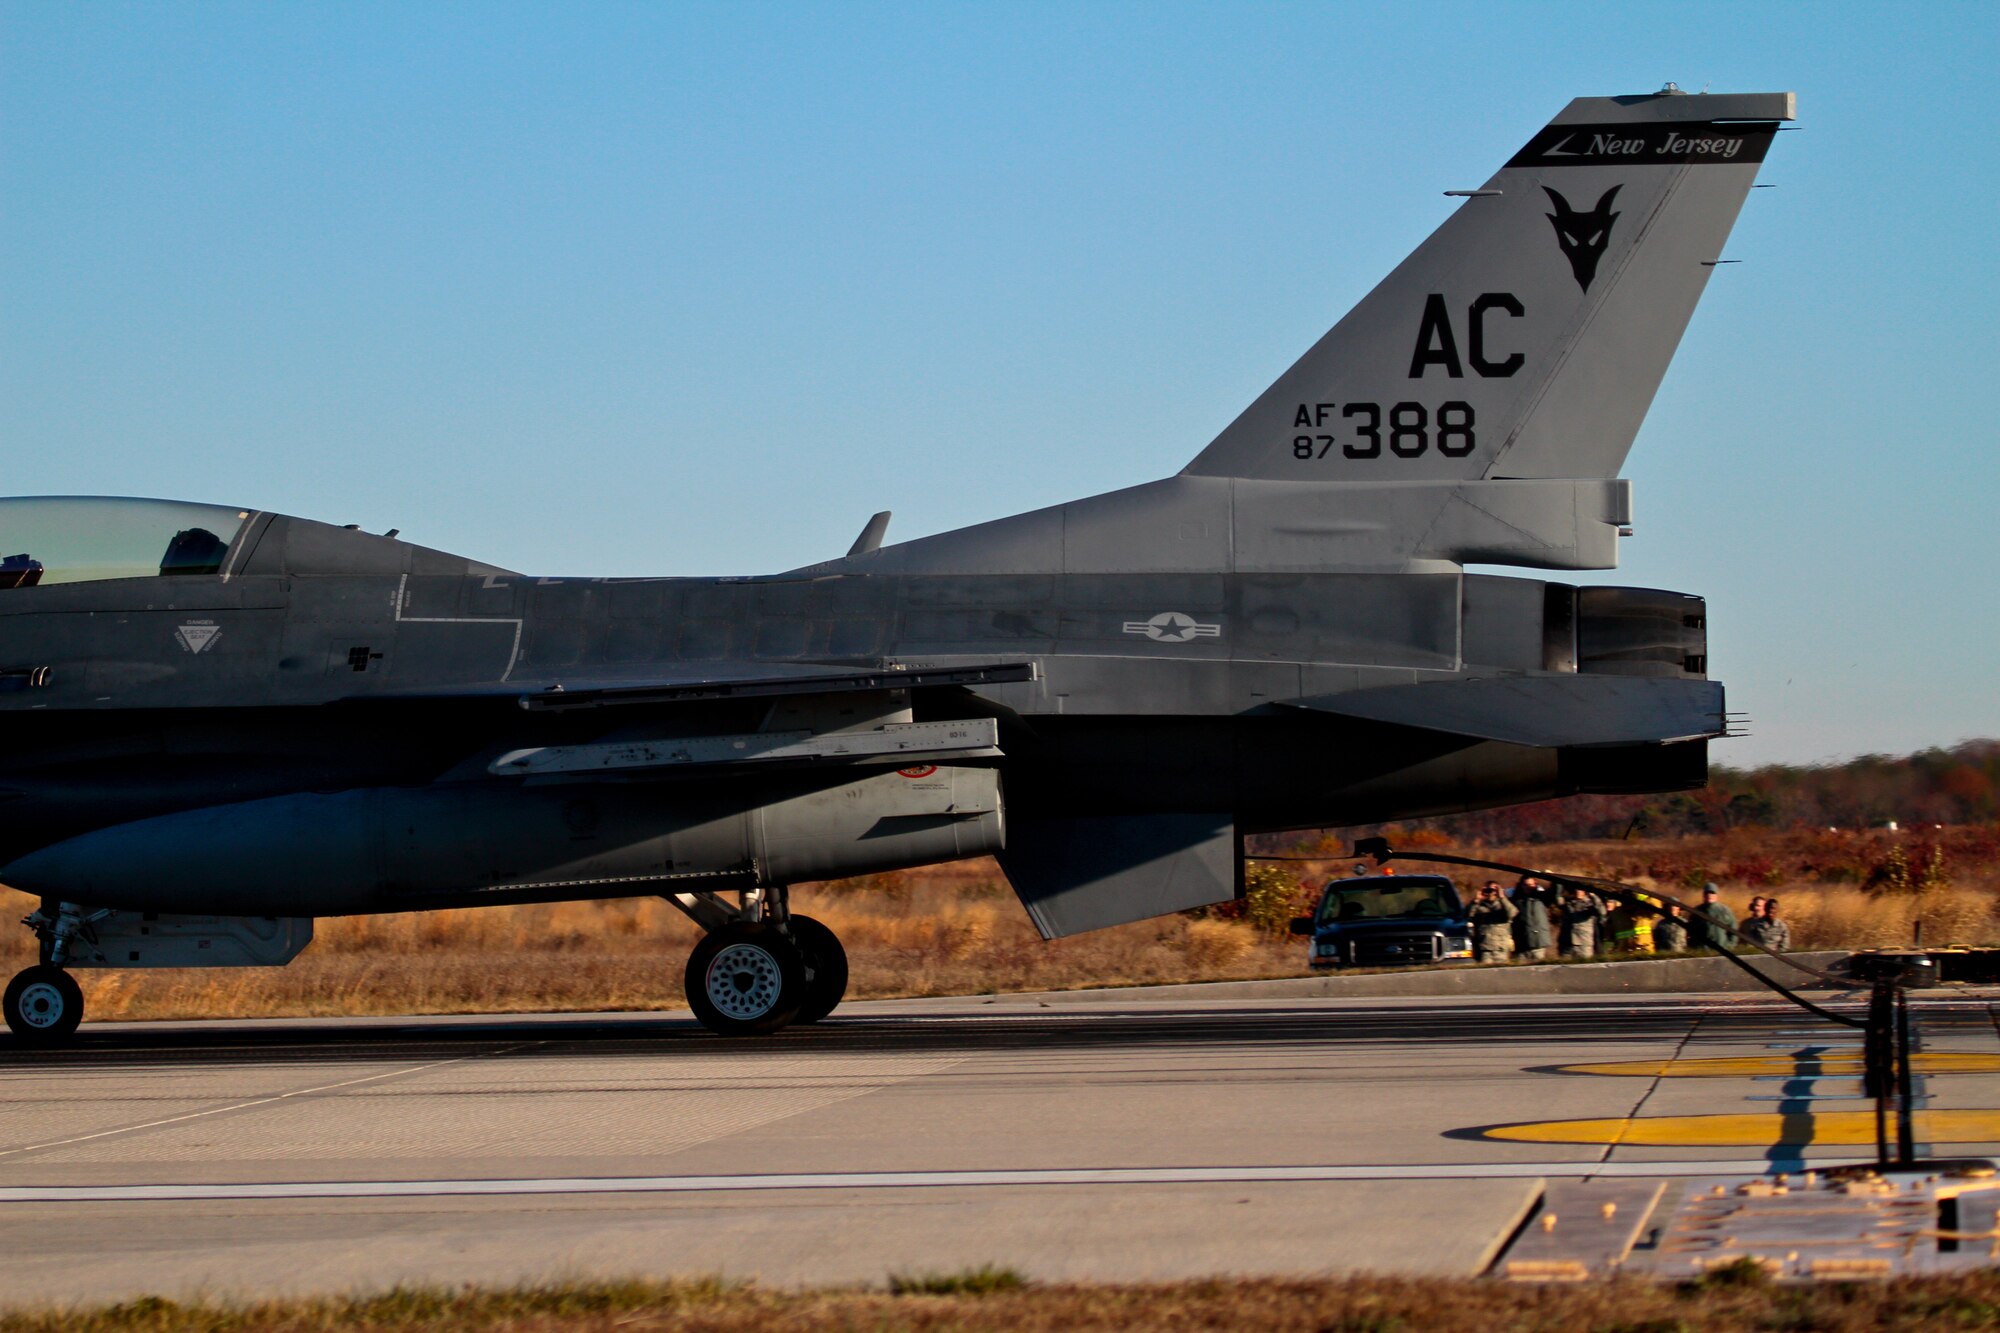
[4,964,84,1044]
[787,914,848,1024]
[684,922,806,1036]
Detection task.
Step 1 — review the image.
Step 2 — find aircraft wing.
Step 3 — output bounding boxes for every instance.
[369,661,1038,712]
[1284,675,1724,748]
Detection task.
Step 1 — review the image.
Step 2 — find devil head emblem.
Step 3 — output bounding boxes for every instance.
[1543,185,1621,293]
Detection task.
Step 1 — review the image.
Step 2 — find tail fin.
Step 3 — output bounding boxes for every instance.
[1183,90,1793,482]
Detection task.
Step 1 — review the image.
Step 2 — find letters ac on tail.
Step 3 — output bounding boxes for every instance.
[1187,90,1787,483]
[0,88,1791,1043]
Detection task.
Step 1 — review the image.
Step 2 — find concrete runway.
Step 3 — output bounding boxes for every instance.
[6,984,2000,1305]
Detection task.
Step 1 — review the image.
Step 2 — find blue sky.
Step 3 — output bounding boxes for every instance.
[2,2,1994,767]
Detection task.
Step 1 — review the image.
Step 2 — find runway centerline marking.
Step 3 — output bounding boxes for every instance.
[0,1042,544,1160]
[0,1159,1798,1204]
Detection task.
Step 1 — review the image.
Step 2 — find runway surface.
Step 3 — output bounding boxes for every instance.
[6,985,2000,1304]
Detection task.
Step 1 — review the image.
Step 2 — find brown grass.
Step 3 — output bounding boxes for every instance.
[6,826,1999,1024]
[10,1272,2000,1331]
[0,860,1309,1022]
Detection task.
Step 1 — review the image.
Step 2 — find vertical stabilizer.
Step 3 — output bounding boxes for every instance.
[1182,90,1793,483]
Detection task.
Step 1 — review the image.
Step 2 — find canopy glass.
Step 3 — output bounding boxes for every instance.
[0,497,253,589]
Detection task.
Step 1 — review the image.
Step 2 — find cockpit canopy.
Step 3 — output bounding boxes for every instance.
[0,498,253,589]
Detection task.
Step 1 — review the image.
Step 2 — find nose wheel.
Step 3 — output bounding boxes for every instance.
[4,964,84,1044]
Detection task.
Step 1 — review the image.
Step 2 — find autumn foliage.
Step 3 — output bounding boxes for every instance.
[1301,739,2000,846]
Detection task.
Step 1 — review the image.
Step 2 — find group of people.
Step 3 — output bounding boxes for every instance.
[1463,875,1791,964]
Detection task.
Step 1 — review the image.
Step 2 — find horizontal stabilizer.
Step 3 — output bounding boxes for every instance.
[998,813,1236,939]
[1285,675,1723,748]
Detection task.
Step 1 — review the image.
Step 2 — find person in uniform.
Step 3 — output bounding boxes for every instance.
[1742,896,1792,952]
[1740,898,1770,948]
[1688,883,1738,952]
[1511,876,1556,960]
[1740,896,1768,944]
[1560,885,1605,958]
[1652,902,1689,953]
[1604,894,1649,955]
[1468,881,1518,964]
[1762,897,1792,952]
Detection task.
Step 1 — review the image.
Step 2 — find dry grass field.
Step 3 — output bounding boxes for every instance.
[0,859,1310,1022]
[2,824,1995,1023]
[9,1269,2000,1332]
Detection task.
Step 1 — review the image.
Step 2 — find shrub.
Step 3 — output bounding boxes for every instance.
[1726,856,1783,886]
[1684,1256,1778,1289]
[1867,843,1913,894]
[1182,918,1255,968]
[1916,843,1952,892]
[1242,864,1306,935]
[888,1266,1027,1296]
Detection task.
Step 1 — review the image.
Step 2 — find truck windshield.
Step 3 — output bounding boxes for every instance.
[0,497,252,589]
[1317,879,1461,924]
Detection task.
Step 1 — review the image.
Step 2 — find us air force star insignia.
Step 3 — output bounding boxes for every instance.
[175,622,221,654]
[1122,611,1222,644]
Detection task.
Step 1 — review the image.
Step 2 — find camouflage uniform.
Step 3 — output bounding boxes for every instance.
[1652,913,1689,953]
[1741,914,1791,952]
[1561,892,1605,958]
[1468,894,1518,963]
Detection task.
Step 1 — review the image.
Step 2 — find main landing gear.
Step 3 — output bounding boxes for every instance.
[668,886,848,1037]
[5,902,98,1045]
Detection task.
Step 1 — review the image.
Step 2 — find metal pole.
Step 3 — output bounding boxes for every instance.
[1868,979,1893,1170]
[1896,984,1917,1164]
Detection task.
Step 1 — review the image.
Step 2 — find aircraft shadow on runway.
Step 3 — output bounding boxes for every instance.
[0,1000,1769,1072]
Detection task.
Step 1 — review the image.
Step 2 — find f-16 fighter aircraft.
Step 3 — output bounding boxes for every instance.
[0,88,1790,1042]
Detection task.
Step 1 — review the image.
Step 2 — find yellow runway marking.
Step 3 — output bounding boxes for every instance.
[1485,1109,2000,1147]
[1560,1052,2000,1078]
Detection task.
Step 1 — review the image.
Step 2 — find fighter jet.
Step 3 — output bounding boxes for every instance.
[0,88,1791,1043]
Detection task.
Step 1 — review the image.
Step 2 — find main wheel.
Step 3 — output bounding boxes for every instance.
[4,964,84,1044]
[787,913,848,1025]
[684,922,806,1036]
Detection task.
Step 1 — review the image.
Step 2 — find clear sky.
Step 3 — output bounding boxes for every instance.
[2,2,1994,767]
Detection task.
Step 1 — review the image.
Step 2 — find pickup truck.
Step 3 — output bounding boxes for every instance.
[1290,873,1475,969]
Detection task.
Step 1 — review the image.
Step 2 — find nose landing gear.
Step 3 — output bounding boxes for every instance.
[5,902,100,1044]
[3,964,83,1043]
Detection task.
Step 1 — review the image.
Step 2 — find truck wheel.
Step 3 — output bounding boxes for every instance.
[788,914,848,1024]
[685,923,805,1036]
[4,964,84,1044]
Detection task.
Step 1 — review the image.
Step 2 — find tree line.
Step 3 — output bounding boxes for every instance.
[1336,739,2000,846]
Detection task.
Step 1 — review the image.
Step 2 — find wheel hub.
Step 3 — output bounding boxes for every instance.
[706,942,783,1020]
[15,981,66,1029]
